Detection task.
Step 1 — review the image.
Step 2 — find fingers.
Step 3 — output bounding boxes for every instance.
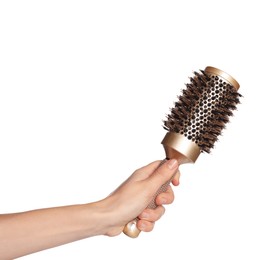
[133,159,180,233]
[172,169,181,186]
[137,220,155,232]
[137,206,165,232]
[138,206,165,221]
[148,159,179,192]
[137,185,175,232]
[156,185,174,205]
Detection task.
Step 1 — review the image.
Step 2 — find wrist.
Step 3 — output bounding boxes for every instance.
[81,198,116,237]
[87,196,124,237]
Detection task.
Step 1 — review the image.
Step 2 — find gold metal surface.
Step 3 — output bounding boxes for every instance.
[123,219,140,238]
[205,66,240,91]
[161,132,201,164]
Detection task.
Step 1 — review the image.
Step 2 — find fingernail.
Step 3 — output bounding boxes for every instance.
[167,159,177,170]
[139,222,146,230]
[161,198,167,204]
[173,179,179,186]
[141,212,149,219]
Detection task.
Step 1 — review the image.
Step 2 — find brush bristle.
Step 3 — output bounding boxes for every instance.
[163,69,242,153]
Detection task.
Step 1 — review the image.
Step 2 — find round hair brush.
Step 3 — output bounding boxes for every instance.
[123,66,242,238]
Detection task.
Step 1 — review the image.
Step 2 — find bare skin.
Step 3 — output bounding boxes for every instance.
[0,159,179,259]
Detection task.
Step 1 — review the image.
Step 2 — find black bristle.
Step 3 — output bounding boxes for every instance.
[163,69,242,153]
[200,69,211,80]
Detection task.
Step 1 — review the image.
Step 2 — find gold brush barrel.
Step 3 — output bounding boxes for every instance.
[123,66,241,238]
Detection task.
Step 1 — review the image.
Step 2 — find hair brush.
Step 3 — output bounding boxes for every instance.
[123,66,242,238]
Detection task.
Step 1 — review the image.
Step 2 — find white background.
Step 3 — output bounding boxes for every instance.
[0,0,259,259]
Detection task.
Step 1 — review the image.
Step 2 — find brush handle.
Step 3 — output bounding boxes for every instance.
[123,159,174,238]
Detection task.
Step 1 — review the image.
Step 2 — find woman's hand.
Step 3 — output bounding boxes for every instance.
[101,159,180,236]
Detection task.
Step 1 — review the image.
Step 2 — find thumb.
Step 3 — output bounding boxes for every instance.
[148,159,179,192]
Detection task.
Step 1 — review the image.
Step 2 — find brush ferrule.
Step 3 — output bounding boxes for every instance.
[161,132,200,164]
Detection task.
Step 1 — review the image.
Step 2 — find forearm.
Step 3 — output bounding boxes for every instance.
[0,202,109,259]
[0,159,179,259]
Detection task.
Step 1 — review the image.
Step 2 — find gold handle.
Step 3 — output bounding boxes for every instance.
[123,131,200,238]
[123,219,140,238]
[123,159,173,238]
